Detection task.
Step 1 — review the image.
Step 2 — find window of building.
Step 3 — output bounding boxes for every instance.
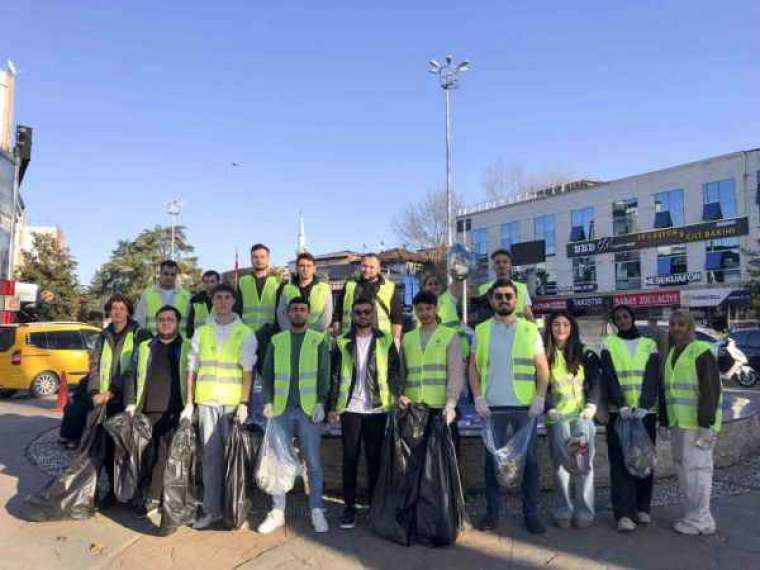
[471,227,489,259]
[615,251,642,290]
[535,259,558,296]
[612,197,638,236]
[702,178,737,220]
[570,207,596,291]
[654,189,684,228]
[656,245,688,276]
[703,178,740,283]
[534,215,555,256]
[570,207,594,242]
[500,222,520,251]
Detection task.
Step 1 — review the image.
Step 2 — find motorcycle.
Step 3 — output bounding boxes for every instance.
[718,339,758,388]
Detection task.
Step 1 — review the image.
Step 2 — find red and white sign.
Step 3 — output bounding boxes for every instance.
[613,291,680,308]
[533,298,569,314]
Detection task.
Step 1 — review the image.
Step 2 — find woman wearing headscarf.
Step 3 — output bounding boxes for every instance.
[543,311,601,529]
[600,305,660,532]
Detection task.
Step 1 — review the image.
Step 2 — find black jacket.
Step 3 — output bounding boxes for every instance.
[333,275,404,328]
[124,335,184,409]
[186,290,212,339]
[328,328,402,412]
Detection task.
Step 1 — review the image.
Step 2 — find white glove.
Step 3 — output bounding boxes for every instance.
[311,403,325,424]
[658,425,671,441]
[263,403,274,419]
[125,404,136,417]
[180,403,194,422]
[474,396,491,418]
[443,403,457,426]
[632,408,648,420]
[619,406,633,420]
[579,403,597,421]
[696,427,718,450]
[236,403,249,424]
[546,408,563,423]
[528,396,545,418]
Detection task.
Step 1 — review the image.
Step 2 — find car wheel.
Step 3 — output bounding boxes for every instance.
[30,371,60,398]
[0,389,17,398]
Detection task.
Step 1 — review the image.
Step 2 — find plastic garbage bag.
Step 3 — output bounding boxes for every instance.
[224,420,262,529]
[615,416,656,479]
[26,406,108,521]
[161,419,199,529]
[103,412,153,503]
[551,417,594,476]
[414,415,465,547]
[255,419,300,495]
[59,376,93,442]
[482,416,538,489]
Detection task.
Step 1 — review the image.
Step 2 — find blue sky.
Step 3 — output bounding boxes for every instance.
[2,1,758,283]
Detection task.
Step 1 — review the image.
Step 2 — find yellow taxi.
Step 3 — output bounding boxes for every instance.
[0,322,101,398]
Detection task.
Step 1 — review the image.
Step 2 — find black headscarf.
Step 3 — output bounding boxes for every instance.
[611,304,640,340]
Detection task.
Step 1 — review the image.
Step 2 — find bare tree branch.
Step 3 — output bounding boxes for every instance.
[482,158,576,200]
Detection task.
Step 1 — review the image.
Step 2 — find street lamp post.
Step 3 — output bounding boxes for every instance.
[166,198,182,260]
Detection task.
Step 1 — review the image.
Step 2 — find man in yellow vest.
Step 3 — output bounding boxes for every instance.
[327,296,402,530]
[184,283,258,529]
[86,294,151,508]
[469,278,549,534]
[277,252,333,332]
[334,253,403,344]
[236,243,284,333]
[135,260,192,334]
[420,272,471,358]
[476,249,534,322]
[124,305,188,535]
[258,297,331,534]
[186,270,220,338]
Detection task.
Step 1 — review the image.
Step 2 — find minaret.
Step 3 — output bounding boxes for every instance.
[297,211,306,254]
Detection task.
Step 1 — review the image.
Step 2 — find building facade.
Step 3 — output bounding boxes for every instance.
[457,149,760,326]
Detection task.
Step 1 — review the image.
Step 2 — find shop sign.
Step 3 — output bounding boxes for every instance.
[681,288,734,308]
[644,272,702,287]
[533,298,568,313]
[568,295,610,310]
[613,291,680,307]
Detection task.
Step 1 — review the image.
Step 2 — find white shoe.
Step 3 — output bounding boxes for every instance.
[258,510,285,534]
[673,520,700,535]
[192,513,222,530]
[617,517,637,533]
[636,512,651,525]
[311,508,329,533]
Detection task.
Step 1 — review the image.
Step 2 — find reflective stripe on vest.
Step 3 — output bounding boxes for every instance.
[474,318,538,405]
[413,290,470,358]
[194,323,252,406]
[192,301,212,330]
[239,275,280,331]
[99,331,135,392]
[272,329,323,416]
[664,340,723,432]
[145,288,191,333]
[282,282,331,329]
[402,326,455,408]
[336,332,393,413]
[135,338,190,409]
[341,279,395,335]
[603,336,656,410]
[477,280,529,317]
[549,351,585,418]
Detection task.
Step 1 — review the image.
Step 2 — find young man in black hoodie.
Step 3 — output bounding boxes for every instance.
[186,270,220,338]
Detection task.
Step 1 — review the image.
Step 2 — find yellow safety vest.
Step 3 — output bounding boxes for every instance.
[192,300,213,331]
[271,329,324,416]
[239,274,281,331]
[282,281,331,329]
[475,318,538,405]
[477,279,529,317]
[603,336,657,411]
[402,326,456,408]
[144,287,191,334]
[414,290,470,358]
[341,279,395,335]
[664,340,722,432]
[335,332,393,412]
[549,351,585,418]
[194,322,252,406]
[99,330,135,392]
[134,338,190,410]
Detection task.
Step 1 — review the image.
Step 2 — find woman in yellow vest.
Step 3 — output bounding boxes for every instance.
[663,309,722,536]
[600,304,661,533]
[543,311,601,529]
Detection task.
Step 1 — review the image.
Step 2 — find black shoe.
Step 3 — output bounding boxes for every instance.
[158,522,178,537]
[98,492,117,511]
[340,507,356,529]
[476,511,500,531]
[524,514,546,535]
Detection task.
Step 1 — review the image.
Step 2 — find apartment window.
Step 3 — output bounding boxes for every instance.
[570,207,594,242]
[615,251,642,290]
[500,222,520,251]
[657,245,688,277]
[612,197,638,236]
[703,178,737,220]
[570,207,596,291]
[471,227,489,259]
[703,178,740,283]
[534,215,556,256]
[535,259,558,296]
[654,189,684,228]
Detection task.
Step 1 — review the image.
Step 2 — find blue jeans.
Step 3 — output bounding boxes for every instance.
[484,408,540,517]
[548,419,595,522]
[271,407,324,510]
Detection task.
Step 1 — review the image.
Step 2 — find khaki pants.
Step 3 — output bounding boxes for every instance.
[671,428,716,532]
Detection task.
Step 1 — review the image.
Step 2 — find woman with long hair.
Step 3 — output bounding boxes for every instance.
[600,304,661,532]
[543,310,601,528]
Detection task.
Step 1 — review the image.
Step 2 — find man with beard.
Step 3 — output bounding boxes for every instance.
[469,278,549,534]
[277,252,333,332]
[476,249,534,322]
[186,270,220,338]
[135,260,192,334]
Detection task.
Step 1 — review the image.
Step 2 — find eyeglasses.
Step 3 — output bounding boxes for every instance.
[493,293,514,301]
[353,309,373,316]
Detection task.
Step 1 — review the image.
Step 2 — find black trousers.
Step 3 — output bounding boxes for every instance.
[143,411,180,503]
[606,413,657,521]
[340,411,387,508]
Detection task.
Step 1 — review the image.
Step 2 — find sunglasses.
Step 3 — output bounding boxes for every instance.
[493,293,514,301]
[353,308,373,316]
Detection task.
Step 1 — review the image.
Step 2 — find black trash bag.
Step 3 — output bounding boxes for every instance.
[26,406,108,521]
[415,415,465,547]
[615,416,656,479]
[59,376,93,442]
[103,412,153,503]
[223,420,262,529]
[370,404,430,546]
[161,419,199,528]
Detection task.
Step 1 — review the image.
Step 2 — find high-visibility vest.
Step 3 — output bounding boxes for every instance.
[145,287,191,334]
[414,290,470,358]
[549,350,585,418]
[664,340,722,432]
[475,318,538,405]
[271,329,324,416]
[192,300,213,331]
[341,279,395,335]
[99,331,135,392]
[239,274,281,331]
[402,326,456,408]
[477,279,529,317]
[134,338,189,410]
[194,322,252,406]
[282,281,331,330]
[603,336,657,410]
[335,332,393,413]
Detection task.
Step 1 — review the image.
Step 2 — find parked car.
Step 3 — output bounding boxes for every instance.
[0,322,100,398]
[731,328,760,375]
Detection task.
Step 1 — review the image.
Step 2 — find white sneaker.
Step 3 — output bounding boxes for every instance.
[673,520,700,535]
[636,511,652,525]
[617,517,637,533]
[257,509,285,534]
[192,513,222,530]
[311,508,329,533]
